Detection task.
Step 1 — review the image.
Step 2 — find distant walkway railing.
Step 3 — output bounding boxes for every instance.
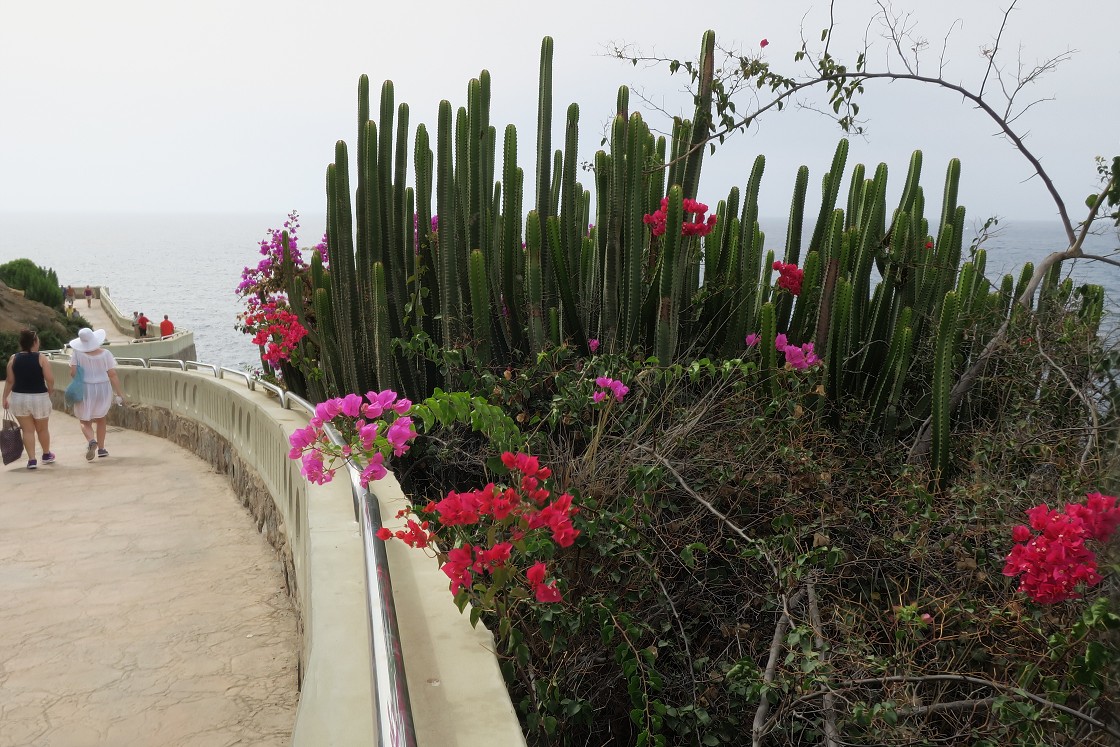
[43,350,417,746]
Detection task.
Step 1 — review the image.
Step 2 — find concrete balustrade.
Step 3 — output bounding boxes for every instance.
[47,359,526,746]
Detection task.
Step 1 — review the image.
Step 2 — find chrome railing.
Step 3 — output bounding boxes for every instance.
[42,351,418,744]
[324,425,419,747]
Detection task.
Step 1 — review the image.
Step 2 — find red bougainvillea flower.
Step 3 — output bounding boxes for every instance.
[1003,493,1119,604]
[643,196,717,238]
[772,261,804,296]
[760,39,769,48]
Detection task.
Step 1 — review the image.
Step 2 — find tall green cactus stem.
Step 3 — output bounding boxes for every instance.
[931,290,960,489]
[436,100,459,349]
[870,306,913,419]
[655,186,685,362]
[896,150,923,217]
[787,250,821,345]
[807,139,849,255]
[370,262,394,391]
[546,215,585,349]
[498,125,523,352]
[525,211,546,353]
[622,114,648,346]
[826,277,853,406]
[468,250,493,361]
[845,163,866,230]
[561,103,583,318]
[681,30,715,200]
[535,38,554,298]
[325,145,361,396]
[759,301,778,399]
[776,165,809,331]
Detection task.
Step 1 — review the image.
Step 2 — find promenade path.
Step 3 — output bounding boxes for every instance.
[0,404,299,745]
[72,298,138,344]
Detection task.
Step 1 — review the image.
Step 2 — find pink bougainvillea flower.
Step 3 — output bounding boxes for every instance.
[359,453,387,487]
[760,38,769,48]
[592,391,607,404]
[588,338,600,353]
[744,333,760,348]
[340,393,364,418]
[358,421,380,451]
[315,398,343,422]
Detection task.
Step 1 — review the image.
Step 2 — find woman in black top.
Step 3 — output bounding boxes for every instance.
[2,329,55,469]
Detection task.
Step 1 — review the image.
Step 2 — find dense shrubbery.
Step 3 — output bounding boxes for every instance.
[0,258,63,308]
[382,305,1119,746]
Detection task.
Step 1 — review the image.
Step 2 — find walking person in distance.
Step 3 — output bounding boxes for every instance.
[68,327,126,460]
[2,329,55,469]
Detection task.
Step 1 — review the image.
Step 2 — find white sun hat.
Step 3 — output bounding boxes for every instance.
[69,327,107,352]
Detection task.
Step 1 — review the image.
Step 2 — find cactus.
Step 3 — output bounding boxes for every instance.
[931,290,960,489]
[307,30,1044,494]
[759,301,778,398]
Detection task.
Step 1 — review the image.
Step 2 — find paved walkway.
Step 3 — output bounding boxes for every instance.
[71,299,140,345]
[0,410,298,746]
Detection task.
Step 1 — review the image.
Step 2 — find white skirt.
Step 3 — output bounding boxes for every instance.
[74,381,113,420]
[10,391,52,419]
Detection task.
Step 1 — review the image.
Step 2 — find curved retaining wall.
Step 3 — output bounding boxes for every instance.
[47,360,525,746]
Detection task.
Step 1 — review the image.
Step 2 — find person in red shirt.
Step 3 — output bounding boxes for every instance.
[136,313,150,338]
[159,315,175,337]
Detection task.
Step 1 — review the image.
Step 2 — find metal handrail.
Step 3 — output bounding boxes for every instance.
[149,358,187,370]
[255,380,287,407]
[284,392,316,417]
[185,361,218,375]
[115,357,149,367]
[218,367,254,389]
[325,425,418,747]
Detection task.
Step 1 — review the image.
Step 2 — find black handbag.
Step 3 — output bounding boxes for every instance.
[1,409,24,466]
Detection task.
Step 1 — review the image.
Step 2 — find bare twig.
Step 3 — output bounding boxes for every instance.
[829,674,1120,741]
[898,695,1000,717]
[752,588,806,747]
[1033,323,1101,473]
[980,1,1018,98]
[805,582,841,747]
[632,443,780,582]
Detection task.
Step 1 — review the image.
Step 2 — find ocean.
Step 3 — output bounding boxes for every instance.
[0,212,1116,371]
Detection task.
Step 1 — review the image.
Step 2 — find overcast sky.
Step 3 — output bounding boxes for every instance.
[1,0,1116,228]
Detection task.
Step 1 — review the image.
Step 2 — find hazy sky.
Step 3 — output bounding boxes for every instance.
[1,0,1116,228]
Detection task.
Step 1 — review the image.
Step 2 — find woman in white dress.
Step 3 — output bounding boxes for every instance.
[68,328,127,460]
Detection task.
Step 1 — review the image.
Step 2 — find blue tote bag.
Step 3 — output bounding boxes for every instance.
[65,364,85,406]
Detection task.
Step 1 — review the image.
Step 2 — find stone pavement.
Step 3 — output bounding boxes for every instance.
[0,409,298,747]
[70,299,132,344]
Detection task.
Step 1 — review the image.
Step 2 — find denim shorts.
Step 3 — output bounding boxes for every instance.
[9,392,52,419]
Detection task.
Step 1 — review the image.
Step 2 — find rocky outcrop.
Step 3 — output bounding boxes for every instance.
[0,279,71,337]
